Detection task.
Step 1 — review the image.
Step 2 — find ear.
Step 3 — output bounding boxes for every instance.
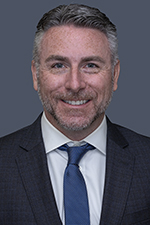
[113,60,120,92]
[31,60,38,91]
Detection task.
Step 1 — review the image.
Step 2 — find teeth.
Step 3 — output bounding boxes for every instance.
[64,100,88,105]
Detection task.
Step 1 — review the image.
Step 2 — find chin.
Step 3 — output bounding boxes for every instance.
[56,115,99,132]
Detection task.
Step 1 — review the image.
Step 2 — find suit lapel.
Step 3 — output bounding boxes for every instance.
[100,118,135,225]
[15,115,62,225]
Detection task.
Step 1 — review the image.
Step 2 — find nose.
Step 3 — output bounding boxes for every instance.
[65,67,86,92]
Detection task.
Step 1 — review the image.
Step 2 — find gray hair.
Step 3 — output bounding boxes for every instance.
[32,4,118,71]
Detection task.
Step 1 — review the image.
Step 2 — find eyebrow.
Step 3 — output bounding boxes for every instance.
[45,55,106,64]
[80,56,106,64]
[45,55,68,64]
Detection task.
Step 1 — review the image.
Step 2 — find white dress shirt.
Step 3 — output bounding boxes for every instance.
[41,112,107,225]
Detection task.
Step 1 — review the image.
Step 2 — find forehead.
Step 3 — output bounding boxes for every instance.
[40,25,111,62]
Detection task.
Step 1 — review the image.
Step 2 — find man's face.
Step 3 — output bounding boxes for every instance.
[32,25,120,136]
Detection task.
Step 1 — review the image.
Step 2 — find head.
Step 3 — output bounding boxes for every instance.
[32,4,118,74]
[31,4,120,140]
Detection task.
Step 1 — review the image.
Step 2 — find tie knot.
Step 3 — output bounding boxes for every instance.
[58,143,95,165]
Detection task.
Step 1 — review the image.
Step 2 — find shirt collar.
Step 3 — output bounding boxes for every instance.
[41,112,107,155]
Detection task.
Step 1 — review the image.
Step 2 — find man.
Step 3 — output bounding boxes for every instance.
[0,4,150,225]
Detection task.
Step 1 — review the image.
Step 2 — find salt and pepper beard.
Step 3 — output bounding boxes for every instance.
[37,74,114,131]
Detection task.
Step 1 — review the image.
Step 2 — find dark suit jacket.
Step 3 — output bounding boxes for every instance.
[0,114,150,225]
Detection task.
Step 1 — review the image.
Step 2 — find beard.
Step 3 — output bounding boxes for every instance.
[37,77,114,131]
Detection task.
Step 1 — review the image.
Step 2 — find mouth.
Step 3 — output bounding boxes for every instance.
[62,100,90,106]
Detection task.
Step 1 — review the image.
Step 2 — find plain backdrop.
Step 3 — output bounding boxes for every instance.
[0,0,150,137]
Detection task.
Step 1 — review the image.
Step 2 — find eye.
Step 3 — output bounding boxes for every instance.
[49,62,69,75]
[81,62,100,74]
[85,63,98,68]
[52,63,65,69]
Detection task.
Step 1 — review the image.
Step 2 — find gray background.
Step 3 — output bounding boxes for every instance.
[0,0,150,137]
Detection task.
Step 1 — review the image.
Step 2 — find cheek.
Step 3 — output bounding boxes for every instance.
[91,76,112,99]
[39,73,64,93]
[89,75,109,90]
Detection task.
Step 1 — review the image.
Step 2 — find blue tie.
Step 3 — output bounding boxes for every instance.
[58,143,95,225]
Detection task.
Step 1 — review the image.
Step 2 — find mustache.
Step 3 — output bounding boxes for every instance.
[54,90,96,101]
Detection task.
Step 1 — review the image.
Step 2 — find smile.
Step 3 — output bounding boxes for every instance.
[63,100,89,105]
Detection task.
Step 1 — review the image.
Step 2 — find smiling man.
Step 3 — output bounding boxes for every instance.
[0,4,150,225]
[32,24,119,140]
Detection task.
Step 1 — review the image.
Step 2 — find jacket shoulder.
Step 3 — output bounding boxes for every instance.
[107,117,150,156]
[0,114,42,154]
[107,117,150,141]
[115,123,150,143]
